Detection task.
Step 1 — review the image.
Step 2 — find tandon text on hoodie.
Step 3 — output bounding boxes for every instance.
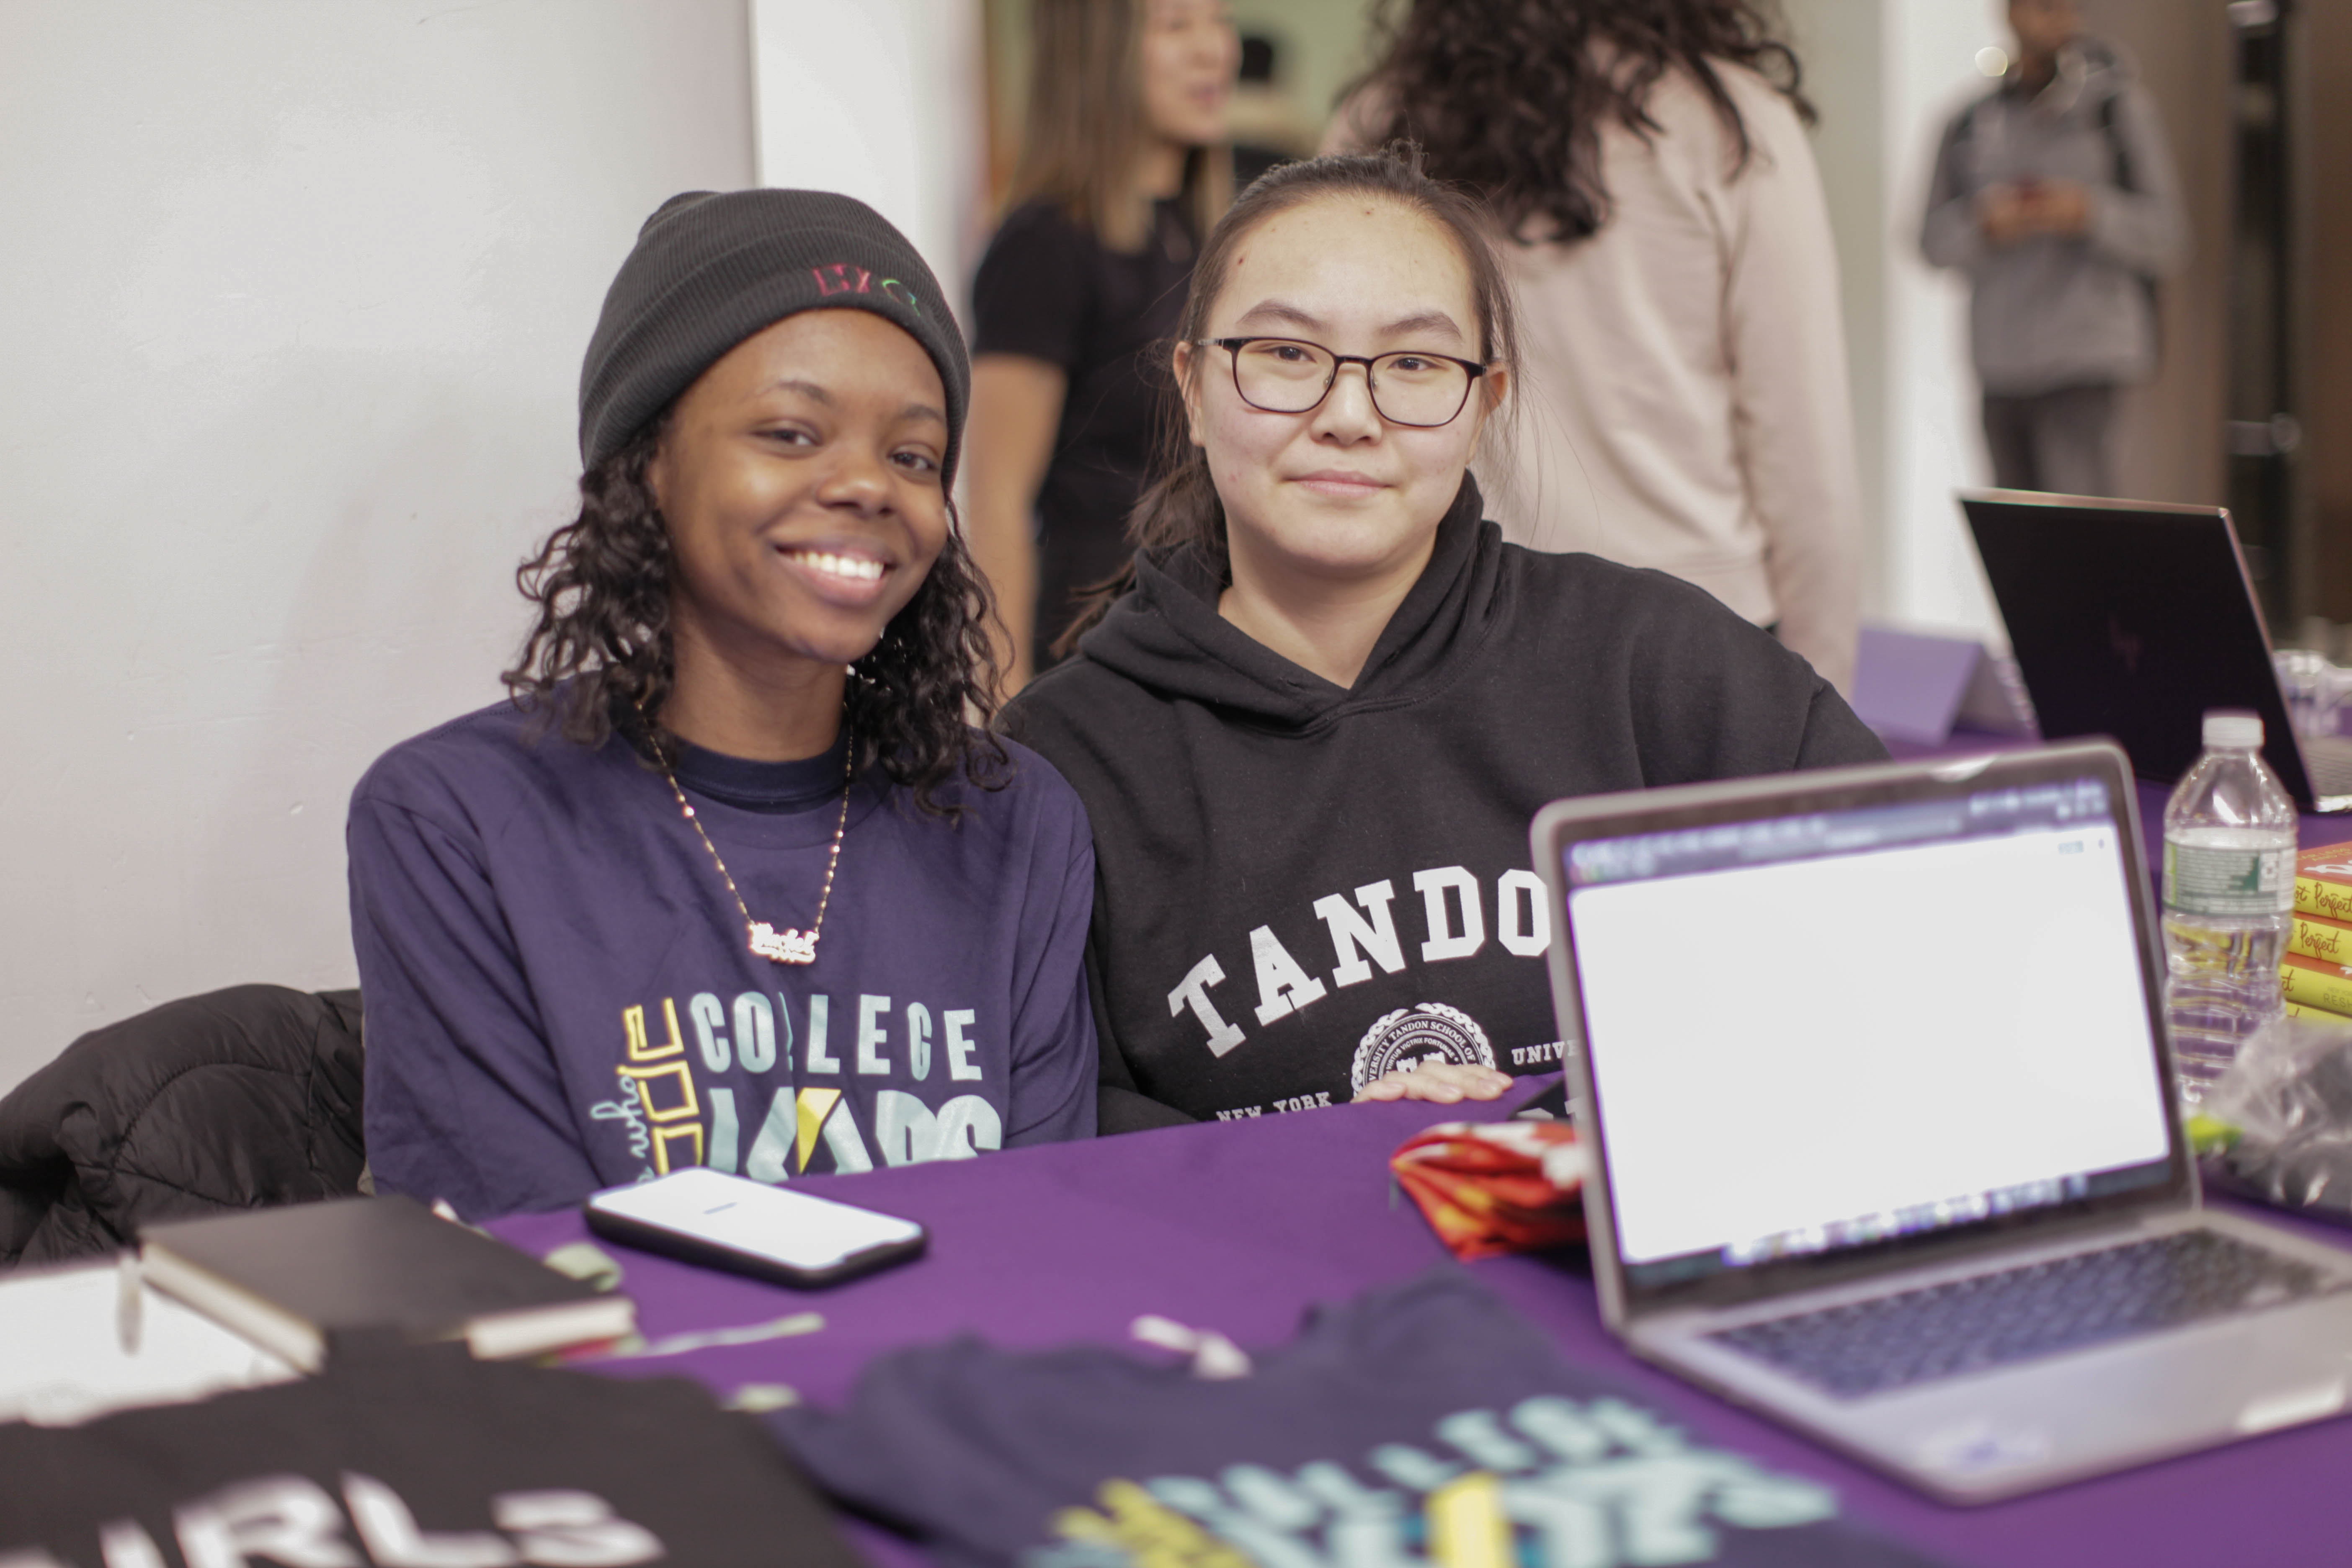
[1003,478,1887,1130]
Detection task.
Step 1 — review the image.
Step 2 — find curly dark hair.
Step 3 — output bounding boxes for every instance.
[1347,0,1815,244]
[503,413,1007,817]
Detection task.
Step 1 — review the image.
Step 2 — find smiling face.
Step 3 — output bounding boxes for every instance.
[651,309,951,689]
[1140,0,1238,149]
[1177,193,1502,596]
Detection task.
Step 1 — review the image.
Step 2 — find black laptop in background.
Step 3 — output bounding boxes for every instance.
[1960,489,2352,811]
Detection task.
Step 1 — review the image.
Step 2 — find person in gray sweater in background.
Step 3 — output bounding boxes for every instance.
[1922,0,2185,498]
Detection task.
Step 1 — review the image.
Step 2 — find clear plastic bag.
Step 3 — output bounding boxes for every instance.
[2195,1011,2352,1219]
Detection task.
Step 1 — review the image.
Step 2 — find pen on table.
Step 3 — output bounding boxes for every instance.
[430,1197,492,1237]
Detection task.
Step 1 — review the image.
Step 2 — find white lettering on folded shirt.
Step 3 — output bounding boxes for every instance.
[35,1473,664,1568]
[1026,1392,1838,1568]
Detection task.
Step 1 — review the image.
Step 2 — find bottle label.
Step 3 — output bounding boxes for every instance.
[2164,841,2294,916]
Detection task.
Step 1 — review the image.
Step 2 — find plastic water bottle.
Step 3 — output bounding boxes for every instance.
[2162,710,2297,1102]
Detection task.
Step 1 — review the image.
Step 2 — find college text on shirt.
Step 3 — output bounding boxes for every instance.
[594,988,998,1183]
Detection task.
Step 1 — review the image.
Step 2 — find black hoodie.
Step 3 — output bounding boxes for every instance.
[1002,480,1886,1130]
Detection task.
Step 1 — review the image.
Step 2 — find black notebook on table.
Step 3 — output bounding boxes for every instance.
[139,1194,635,1372]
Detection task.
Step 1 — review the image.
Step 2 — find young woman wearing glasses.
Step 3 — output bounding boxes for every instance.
[1002,152,1884,1132]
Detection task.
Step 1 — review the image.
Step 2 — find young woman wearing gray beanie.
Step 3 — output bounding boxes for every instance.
[349,190,1099,1218]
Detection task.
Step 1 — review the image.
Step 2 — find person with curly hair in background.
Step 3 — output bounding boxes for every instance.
[964,0,1238,691]
[1328,0,1865,694]
[348,191,1099,1218]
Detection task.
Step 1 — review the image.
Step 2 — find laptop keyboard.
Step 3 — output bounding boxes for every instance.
[1710,1230,2328,1399]
[2305,735,2352,797]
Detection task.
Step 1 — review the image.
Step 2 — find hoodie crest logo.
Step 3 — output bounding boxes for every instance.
[1350,1002,1496,1092]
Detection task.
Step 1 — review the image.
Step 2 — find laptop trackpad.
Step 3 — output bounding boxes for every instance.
[1860,1301,2352,1494]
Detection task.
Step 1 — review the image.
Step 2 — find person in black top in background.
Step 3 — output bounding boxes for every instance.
[1003,152,1886,1134]
[965,0,1238,690]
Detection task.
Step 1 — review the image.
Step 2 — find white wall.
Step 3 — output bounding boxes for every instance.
[1787,0,2011,645]
[1779,0,1888,619]
[749,0,989,315]
[0,1,754,1092]
[1880,0,2010,644]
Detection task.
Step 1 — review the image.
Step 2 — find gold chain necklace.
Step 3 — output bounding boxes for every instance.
[645,719,853,967]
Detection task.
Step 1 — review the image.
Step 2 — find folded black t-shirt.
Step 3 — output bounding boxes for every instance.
[0,1338,857,1568]
[771,1270,1950,1568]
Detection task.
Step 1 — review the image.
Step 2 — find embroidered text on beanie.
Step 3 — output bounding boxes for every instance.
[577,189,972,483]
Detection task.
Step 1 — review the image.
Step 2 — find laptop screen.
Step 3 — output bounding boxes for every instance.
[1563,774,2176,1292]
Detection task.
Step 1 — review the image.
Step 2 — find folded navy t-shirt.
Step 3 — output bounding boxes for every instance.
[771,1270,1950,1568]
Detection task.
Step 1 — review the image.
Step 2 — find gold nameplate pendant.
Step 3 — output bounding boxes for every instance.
[748,922,819,965]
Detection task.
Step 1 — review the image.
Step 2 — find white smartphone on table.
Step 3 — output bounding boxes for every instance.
[584,1168,927,1288]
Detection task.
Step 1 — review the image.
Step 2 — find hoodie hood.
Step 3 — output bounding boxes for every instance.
[1073,475,1497,727]
[2011,35,2133,122]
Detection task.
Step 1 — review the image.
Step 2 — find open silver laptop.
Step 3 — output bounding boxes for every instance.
[1532,741,2352,1503]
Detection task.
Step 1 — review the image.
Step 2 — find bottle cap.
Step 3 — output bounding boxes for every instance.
[2203,709,2264,749]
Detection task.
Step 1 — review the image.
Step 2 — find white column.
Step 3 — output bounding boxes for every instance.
[0,2,757,1093]
[1881,0,2011,644]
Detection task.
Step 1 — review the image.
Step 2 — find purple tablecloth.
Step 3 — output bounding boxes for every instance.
[490,1085,2352,1568]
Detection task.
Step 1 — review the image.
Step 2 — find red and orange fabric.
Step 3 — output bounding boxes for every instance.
[1390,1119,1587,1261]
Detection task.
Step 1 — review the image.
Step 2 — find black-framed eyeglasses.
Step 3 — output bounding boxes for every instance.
[1200,337,1488,428]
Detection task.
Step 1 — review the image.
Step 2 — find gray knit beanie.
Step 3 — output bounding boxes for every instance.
[578,189,971,484]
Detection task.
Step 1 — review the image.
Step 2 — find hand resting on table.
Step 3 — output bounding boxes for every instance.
[1354,1061,1515,1105]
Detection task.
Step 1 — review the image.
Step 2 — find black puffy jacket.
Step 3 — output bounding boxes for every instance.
[0,986,366,1266]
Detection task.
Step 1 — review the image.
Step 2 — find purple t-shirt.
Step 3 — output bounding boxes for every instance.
[347,700,1097,1218]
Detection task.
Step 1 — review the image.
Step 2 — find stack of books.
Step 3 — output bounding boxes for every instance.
[2281,844,2352,1021]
